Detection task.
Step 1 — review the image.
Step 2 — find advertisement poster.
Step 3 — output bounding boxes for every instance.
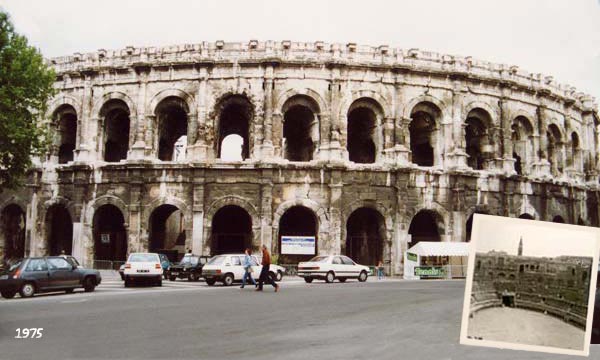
[281,236,315,255]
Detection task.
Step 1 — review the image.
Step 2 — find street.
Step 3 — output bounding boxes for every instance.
[0,278,598,360]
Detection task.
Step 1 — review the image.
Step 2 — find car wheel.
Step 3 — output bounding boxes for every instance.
[269,271,276,281]
[223,274,234,286]
[189,273,198,282]
[304,277,313,283]
[338,278,347,283]
[169,275,177,281]
[19,283,35,298]
[83,277,96,292]
[156,277,162,287]
[276,271,283,282]
[1,291,16,299]
[124,277,131,287]
[163,273,169,280]
[65,288,75,294]
[325,271,335,283]
[358,271,368,282]
[206,279,216,286]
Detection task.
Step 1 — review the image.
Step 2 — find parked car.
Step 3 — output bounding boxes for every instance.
[297,255,369,283]
[0,256,102,299]
[166,254,211,281]
[123,253,163,287]
[201,254,283,286]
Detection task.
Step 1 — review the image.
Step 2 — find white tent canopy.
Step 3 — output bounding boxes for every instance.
[406,241,470,257]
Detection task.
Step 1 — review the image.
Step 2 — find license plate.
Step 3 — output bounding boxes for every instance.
[137,270,149,273]
[171,272,178,276]
[0,275,8,280]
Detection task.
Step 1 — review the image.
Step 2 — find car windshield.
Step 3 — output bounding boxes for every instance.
[207,256,226,265]
[180,256,199,265]
[129,254,158,262]
[308,256,330,263]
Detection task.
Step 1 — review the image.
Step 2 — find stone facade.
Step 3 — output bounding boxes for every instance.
[1,41,599,274]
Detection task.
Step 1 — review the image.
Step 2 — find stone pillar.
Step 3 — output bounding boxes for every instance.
[75,74,93,162]
[260,174,274,253]
[72,222,83,260]
[145,114,156,158]
[129,69,149,160]
[499,98,516,174]
[128,185,143,255]
[328,169,343,255]
[272,112,283,158]
[187,70,209,161]
[192,178,205,254]
[447,90,468,169]
[261,66,275,159]
[532,105,551,176]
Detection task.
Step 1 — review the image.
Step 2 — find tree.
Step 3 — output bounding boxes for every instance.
[0,10,55,191]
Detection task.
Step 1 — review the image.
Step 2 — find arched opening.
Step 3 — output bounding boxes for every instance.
[1,205,26,261]
[53,105,77,164]
[410,102,440,167]
[568,132,580,171]
[552,215,565,223]
[149,205,185,257]
[220,134,244,161]
[547,124,563,175]
[408,210,443,247]
[156,97,188,161]
[347,98,382,164]
[216,95,253,160]
[283,96,319,162]
[92,204,127,261]
[465,108,492,170]
[511,116,534,175]
[465,211,489,242]
[278,206,318,264]
[518,213,535,220]
[211,205,252,255]
[100,100,130,162]
[45,204,73,256]
[345,208,385,265]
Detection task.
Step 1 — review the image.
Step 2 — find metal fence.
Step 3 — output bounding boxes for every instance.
[90,260,126,270]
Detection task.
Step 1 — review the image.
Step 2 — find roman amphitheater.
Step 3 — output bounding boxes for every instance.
[0,41,599,273]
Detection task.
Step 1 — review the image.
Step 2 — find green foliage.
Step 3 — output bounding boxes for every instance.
[0,10,55,191]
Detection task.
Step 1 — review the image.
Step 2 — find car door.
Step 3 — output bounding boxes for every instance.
[230,256,244,280]
[331,256,345,276]
[24,258,50,290]
[47,257,79,288]
[340,256,360,278]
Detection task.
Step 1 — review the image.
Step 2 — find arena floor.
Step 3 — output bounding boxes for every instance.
[468,307,585,350]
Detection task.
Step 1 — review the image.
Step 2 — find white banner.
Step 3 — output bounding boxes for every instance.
[281,236,315,255]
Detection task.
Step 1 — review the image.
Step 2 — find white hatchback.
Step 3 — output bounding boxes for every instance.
[297,255,369,283]
[201,254,286,286]
[123,253,163,287]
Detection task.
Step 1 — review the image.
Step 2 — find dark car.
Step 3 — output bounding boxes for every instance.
[166,254,210,281]
[0,256,102,299]
[592,264,600,344]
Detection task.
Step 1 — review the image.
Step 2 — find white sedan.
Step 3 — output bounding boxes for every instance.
[201,254,286,286]
[123,253,163,287]
[297,255,369,283]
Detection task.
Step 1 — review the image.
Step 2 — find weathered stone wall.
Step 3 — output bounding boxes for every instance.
[0,41,599,275]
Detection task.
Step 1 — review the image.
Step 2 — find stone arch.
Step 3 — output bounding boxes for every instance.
[510,109,538,134]
[46,95,82,119]
[516,199,539,220]
[406,97,447,167]
[345,97,386,163]
[210,92,257,160]
[143,196,192,227]
[148,88,196,117]
[86,195,129,226]
[272,198,329,232]
[275,88,328,115]
[342,199,392,265]
[43,197,77,223]
[0,202,26,261]
[43,198,75,256]
[204,196,260,254]
[402,94,450,120]
[280,94,322,161]
[338,89,392,120]
[97,97,132,162]
[463,100,500,125]
[464,206,493,242]
[342,199,394,232]
[92,91,138,119]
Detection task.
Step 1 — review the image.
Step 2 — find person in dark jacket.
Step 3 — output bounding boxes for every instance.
[256,244,279,292]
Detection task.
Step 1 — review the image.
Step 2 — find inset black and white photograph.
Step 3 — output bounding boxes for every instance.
[460,214,600,356]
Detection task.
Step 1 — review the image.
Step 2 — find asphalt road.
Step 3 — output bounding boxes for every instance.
[0,278,599,360]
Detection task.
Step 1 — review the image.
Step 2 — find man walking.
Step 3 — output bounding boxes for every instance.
[256,244,279,292]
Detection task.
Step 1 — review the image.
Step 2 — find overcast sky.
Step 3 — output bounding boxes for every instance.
[2,0,599,102]
[473,214,599,258]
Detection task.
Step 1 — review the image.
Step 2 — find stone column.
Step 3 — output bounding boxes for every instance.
[499,98,516,174]
[328,169,343,255]
[128,184,143,254]
[260,173,274,253]
[261,66,275,159]
[532,105,551,176]
[129,70,148,160]
[75,74,93,162]
[187,70,209,161]
[191,177,205,254]
[447,90,468,169]
[145,114,156,158]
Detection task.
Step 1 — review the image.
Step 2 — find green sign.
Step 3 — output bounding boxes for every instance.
[406,252,418,262]
[414,266,446,277]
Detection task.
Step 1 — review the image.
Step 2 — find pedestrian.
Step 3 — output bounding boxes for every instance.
[60,249,66,256]
[256,244,279,292]
[240,248,257,289]
[377,260,384,280]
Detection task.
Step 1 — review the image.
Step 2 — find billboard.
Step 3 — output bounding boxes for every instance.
[281,236,316,255]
